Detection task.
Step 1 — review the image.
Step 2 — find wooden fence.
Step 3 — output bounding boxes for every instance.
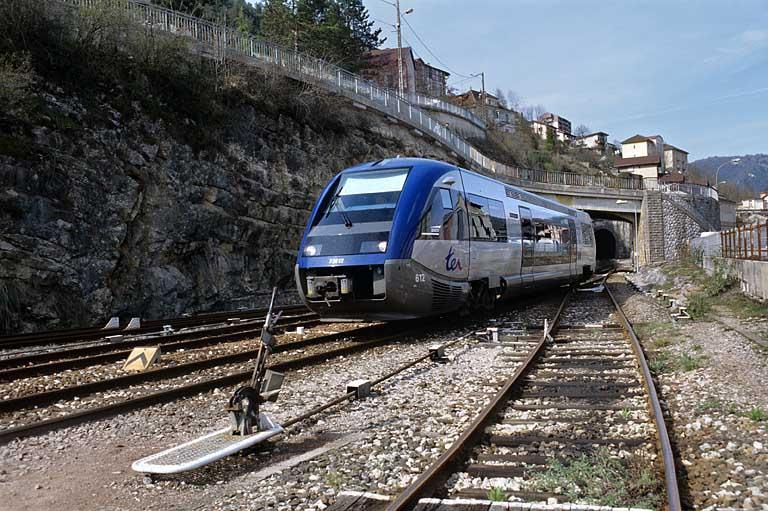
[721,222,768,260]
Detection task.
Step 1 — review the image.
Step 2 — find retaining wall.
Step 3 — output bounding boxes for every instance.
[703,256,768,301]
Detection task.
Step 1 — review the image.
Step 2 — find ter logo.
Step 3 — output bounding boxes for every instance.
[445,246,463,272]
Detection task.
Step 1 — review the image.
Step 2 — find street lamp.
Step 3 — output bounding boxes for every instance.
[616,199,638,271]
[715,158,741,189]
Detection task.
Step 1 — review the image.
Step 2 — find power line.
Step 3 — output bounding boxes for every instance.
[401,16,472,79]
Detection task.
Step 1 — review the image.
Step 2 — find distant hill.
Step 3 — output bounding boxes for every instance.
[691,154,768,199]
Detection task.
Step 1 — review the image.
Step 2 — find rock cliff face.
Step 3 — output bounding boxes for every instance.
[0,80,454,333]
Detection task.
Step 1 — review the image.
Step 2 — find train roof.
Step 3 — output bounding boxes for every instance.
[341,158,589,221]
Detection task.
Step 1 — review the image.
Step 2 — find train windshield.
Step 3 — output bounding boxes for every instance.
[305,168,409,256]
[316,168,408,226]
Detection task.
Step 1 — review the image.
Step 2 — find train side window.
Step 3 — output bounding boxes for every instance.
[467,194,496,241]
[487,199,508,242]
[419,188,463,240]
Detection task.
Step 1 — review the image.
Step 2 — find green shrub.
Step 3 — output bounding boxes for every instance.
[703,263,734,297]
[486,487,507,502]
[648,351,671,373]
[686,292,712,319]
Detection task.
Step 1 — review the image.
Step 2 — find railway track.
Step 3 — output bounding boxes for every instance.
[0,291,566,447]
[0,304,309,351]
[0,311,319,380]
[379,280,680,510]
[0,321,440,445]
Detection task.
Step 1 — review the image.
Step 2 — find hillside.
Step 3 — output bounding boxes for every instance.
[0,1,455,333]
[691,154,768,199]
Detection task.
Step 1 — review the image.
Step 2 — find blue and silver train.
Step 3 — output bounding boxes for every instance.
[295,158,596,320]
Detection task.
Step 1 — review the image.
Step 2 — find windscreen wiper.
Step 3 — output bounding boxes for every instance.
[341,212,353,228]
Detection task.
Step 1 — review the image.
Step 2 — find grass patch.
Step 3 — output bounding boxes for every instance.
[530,449,662,509]
[720,292,768,319]
[743,407,768,422]
[648,351,671,373]
[676,353,705,371]
[486,487,507,502]
[325,471,344,488]
[697,398,722,413]
[634,320,678,337]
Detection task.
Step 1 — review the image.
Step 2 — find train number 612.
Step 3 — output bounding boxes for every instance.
[415,274,426,283]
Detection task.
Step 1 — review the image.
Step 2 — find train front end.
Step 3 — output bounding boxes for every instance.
[295,159,446,321]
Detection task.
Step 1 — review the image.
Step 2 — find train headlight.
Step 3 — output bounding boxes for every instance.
[304,244,319,256]
[377,241,387,253]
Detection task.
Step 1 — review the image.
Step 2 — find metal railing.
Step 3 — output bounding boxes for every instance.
[721,222,768,260]
[62,0,649,192]
[406,92,485,128]
[644,179,719,200]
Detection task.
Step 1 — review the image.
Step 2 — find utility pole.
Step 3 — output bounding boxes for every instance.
[396,0,404,97]
[472,72,486,121]
[480,71,486,121]
[292,0,298,52]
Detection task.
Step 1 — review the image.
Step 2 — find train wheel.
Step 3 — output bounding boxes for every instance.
[470,281,496,312]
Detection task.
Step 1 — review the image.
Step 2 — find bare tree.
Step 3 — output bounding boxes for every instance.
[574,124,591,137]
[506,90,522,111]
[494,88,507,108]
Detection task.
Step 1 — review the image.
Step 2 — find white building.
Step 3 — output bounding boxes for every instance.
[532,119,572,143]
[663,144,689,173]
[573,131,609,152]
[614,134,665,179]
[739,193,768,210]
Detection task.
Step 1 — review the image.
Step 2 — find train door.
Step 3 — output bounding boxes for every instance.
[519,206,535,287]
[411,170,469,282]
[568,219,577,281]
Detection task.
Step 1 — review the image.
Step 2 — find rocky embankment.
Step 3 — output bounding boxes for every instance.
[0,80,452,333]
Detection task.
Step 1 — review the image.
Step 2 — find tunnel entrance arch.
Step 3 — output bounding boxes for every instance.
[595,228,617,260]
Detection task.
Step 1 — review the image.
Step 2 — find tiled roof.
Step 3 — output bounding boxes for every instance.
[663,143,689,154]
[622,134,653,144]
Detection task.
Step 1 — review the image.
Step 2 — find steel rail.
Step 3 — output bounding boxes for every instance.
[0,311,317,369]
[0,314,319,380]
[385,290,571,511]
[386,278,680,511]
[0,304,309,349]
[0,324,427,445]
[605,284,682,511]
[0,323,400,413]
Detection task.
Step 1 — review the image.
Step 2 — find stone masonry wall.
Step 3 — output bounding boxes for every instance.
[640,191,665,264]
[0,82,454,333]
[640,191,721,264]
[661,195,721,261]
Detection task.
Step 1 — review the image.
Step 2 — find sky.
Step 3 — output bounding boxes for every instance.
[363,0,768,160]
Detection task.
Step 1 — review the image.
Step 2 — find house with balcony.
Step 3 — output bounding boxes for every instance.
[614,134,666,179]
[361,47,449,97]
[447,89,516,131]
[532,112,573,143]
[573,131,609,152]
